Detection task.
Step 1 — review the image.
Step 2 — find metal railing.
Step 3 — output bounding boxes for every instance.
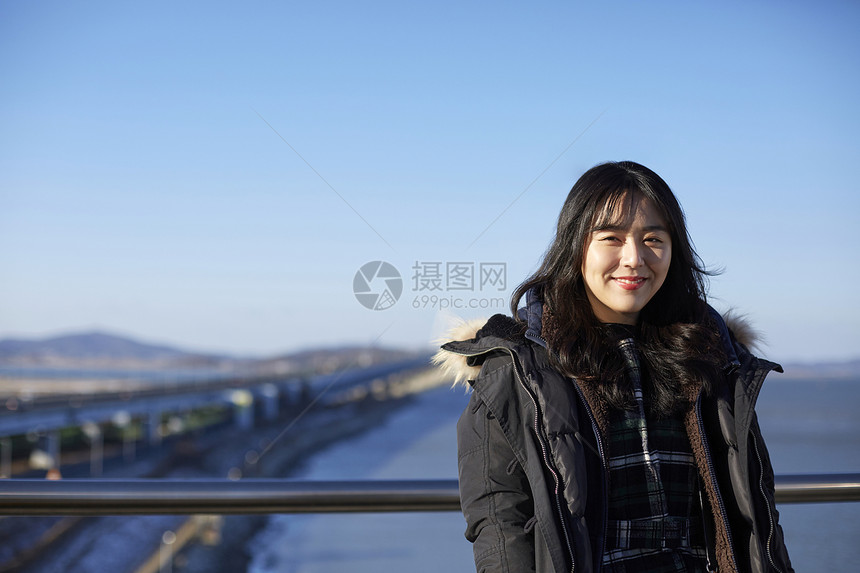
[1,474,859,516]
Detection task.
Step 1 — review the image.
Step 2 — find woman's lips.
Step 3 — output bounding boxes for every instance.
[613,276,646,291]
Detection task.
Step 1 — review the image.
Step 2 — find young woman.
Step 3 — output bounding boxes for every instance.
[436,161,793,572]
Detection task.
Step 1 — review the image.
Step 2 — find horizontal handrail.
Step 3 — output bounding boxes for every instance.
[1,474,858,516]
[773,473,860,503]
[0,479,460,515]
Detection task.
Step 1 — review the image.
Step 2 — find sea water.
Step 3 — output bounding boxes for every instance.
[248,377,860,572]
[247,386,473,573]
[756,377,860,571]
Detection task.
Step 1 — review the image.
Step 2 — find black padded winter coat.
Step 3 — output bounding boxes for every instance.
[435,300,793,573]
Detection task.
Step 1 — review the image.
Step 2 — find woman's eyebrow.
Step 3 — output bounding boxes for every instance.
[642,224,669,233]
[591,224,622,232]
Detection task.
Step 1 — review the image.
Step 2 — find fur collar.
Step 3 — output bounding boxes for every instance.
[721,309,761,352]
[431,317,490,386]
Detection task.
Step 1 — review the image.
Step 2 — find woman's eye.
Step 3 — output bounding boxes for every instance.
[644,236,663,244]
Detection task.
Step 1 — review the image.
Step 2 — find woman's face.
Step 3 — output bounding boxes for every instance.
[581,194,672,325]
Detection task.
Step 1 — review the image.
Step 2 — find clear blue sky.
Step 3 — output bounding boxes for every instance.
[1,1,858,363]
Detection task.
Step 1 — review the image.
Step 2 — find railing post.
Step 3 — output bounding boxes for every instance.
[112,410,136,462]
[46,430,61,472]
[259,383,279,421]
[82,422,103,477]
[159,530,175,573]
[147,410,162,446]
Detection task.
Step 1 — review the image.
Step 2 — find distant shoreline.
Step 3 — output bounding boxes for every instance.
[774,363,860,380]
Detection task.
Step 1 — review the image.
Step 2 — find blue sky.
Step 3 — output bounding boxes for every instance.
[1,1,858,363]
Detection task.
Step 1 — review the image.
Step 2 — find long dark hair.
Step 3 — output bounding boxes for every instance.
[511,161,724,416]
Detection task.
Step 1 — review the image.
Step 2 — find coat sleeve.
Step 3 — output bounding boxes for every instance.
[457,389,537,573]
[749,413,795,573]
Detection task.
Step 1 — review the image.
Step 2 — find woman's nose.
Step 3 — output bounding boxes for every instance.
[621,241,644,267]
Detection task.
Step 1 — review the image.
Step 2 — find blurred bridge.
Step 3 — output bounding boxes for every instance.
[0,356,432,478]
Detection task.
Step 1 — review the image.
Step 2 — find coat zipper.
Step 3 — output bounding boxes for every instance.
[696,393,741,573]
[745,361,784,573]
[751,429,783,573]
[518,371,578,573]
[455,345,577,572]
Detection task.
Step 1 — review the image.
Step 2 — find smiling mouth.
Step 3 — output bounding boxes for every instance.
[614,277,646,290]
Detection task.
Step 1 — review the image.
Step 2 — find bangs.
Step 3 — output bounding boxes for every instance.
[590,188,643,232]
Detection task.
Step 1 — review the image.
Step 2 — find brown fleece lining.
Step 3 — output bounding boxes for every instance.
[572,378,611,451]
[682,383,737,573]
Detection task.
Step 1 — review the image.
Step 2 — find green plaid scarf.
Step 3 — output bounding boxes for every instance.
[601,337,708,572]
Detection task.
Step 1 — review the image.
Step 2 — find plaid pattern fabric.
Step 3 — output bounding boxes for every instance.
[601,337,708,572]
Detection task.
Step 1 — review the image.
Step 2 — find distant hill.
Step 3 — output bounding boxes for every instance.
[0,331,228,369]
[0,331,422,374]
[0,331,192,361]
[779,359,860,380]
